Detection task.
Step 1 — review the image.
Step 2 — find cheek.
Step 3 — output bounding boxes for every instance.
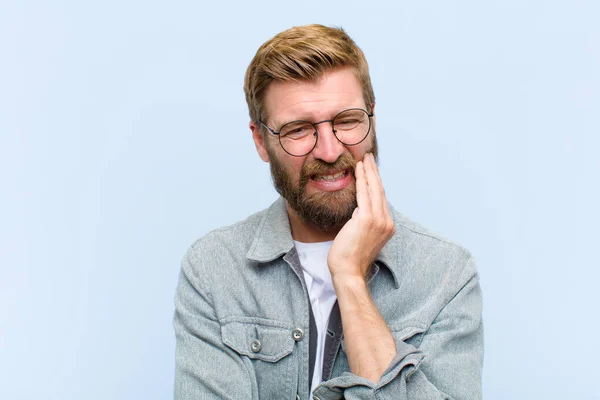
[351,134,377,160]
[289,159,306,180]
[348,146,368,162]
[272,149,305,183]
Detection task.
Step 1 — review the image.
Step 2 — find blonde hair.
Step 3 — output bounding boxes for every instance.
[244,24,375,125]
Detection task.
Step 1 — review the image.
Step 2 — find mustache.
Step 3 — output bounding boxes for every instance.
[299,152,357,188]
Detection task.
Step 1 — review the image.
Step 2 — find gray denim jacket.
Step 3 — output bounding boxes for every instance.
[173,197,483,399]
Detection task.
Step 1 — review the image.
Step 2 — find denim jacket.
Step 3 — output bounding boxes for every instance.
[173,197,484,399]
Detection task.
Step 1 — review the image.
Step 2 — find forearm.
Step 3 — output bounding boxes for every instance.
[316,261,483,400]
[333,274,396,383]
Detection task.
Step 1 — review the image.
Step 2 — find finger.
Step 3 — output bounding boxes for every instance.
[355,160,371,212]
[368,153,384,189]
[382,192,391,216]
[374,162,393,232]
[363,153,384,217]
[369,154,390,216]
[382,196,395,237]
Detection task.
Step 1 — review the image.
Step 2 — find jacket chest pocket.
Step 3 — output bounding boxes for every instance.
[221,317,299,399]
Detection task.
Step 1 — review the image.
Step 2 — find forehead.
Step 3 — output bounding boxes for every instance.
[264,67,365,127]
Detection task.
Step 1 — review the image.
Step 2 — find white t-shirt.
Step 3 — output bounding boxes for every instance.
[293,240,337,396]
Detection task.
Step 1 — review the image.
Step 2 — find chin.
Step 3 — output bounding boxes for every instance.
[296,186,357,231]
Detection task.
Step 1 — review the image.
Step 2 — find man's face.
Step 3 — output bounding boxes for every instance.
[251,67,378,231]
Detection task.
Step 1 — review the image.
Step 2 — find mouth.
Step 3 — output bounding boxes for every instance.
[310,168,351,182]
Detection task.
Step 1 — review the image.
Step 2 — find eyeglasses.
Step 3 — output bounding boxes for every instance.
[258,108,374,157]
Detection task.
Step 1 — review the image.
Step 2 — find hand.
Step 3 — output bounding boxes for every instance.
[327,153,395,282]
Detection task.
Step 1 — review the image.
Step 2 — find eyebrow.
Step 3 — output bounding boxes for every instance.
[273,107,364,129]
[273,115,313,129]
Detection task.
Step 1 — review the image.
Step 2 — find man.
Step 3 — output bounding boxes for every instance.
[174,24,483,400]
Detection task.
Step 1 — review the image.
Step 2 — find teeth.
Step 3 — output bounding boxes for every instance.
[315,171,346,181]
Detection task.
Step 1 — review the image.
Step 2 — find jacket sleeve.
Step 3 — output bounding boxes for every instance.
[173,246,254,400]
[314,256,484,400]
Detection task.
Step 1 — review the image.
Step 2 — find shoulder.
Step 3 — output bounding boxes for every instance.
[388,206,477,290]
[391,208,472,260]
[177,206,271,301]
[185,207,267,262]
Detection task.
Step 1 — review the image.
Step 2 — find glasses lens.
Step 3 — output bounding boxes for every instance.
[333,109,370,145]
[279,121,317,156]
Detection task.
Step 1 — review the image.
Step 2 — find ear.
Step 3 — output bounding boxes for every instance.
[250,121,270,162]
[370,102,376,127]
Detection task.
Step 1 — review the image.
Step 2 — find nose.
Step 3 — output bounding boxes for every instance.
[311,121,345,163]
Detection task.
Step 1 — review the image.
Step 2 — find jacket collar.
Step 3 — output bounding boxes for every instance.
[246,197,400,288]
[246,197,295,263]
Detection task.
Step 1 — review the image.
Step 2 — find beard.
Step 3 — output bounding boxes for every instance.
[267,133,379,232]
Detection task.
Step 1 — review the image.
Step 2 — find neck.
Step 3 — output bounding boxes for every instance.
[286,202,340,243]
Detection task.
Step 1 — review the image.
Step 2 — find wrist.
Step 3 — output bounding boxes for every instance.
[331,271,368,293]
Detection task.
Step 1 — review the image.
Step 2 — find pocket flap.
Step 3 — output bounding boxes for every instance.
[221,317,296,363]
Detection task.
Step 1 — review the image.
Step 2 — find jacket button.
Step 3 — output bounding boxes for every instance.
[292,328,304,341]
[250,339,261,353]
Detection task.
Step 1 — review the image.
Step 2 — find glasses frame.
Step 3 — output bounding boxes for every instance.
[258,108,374,157]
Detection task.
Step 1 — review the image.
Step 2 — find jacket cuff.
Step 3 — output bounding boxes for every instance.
[314,341,424,399]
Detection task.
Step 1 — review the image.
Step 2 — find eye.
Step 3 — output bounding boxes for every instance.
[281,122,314,138]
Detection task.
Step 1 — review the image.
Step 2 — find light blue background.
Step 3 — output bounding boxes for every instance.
[1,0,598,399]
